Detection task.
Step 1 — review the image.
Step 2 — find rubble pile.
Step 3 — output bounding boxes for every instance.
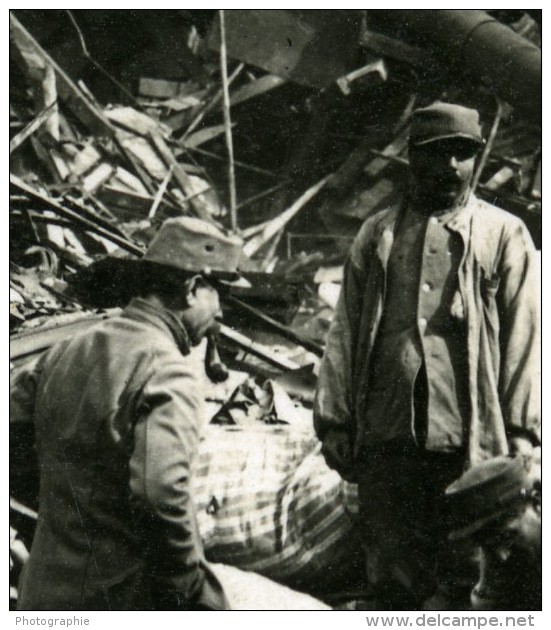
[9,9,541,609]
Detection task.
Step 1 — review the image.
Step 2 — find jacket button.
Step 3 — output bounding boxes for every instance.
[422,282,432,292]
[419,318,428,331]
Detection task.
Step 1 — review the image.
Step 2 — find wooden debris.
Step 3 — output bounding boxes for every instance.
[223,294,324,357]
[104,106,165,137]
[148,165,173,219]
[471,99,503,193]
[363,128,409,178]
[184,123,234,149]
[483,166,516,191]
[219,9,238,230]
[336,59,387,95]
[10,13,115,138]
[139,77,200,99]
[243,176,330,258]
[81,163,115,194]
[11,175,143,256]
[219,324,300,371]
[117,130,167,181]
[9,102,57,154]
[230,74,286,107]
[181,62,245,139]
[149,131,217,222]
[64,143,102,179]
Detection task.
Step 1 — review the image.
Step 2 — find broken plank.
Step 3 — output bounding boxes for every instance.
[230,74,286,107]
[243,176,329,258]
[10,174,143,256]
[82,163,115,194]
[65,142,102,178]
[113,131,158,196]
[223,294,324,357]
[38,64,59,140]
[96,185,176,218]
[182,63,245,139]
[149,131,216,223]
[105,106,163,137]
[9,102,56,154]
[363,128,409,178]
[184,123,234,149]
[219,324,300,371]
[148,166,173,219]
[482,166,515,191]
[139,77,200,99]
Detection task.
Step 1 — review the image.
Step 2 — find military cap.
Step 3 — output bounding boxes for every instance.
[445,456,530,541]
[409,101,484,147]
[144,216,243,281]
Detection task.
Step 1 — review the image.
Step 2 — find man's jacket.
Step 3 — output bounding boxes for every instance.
[10,298,227,610]
[314,196,540,479]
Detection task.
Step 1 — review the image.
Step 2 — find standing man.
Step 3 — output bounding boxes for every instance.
[11,217,242,610]
[314,102,540,609]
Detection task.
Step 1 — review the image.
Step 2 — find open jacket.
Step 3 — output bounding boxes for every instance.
[314,196,540,480]
[10,298,227,610]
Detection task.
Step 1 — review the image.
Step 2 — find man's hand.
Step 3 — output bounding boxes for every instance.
[321,429,356,482]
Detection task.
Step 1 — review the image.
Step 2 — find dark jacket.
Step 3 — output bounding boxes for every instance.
[11,298,227,610]
[314,196,540,479]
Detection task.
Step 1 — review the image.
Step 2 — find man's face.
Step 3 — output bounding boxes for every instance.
[408,138,479,209]
[476,502,541,563]
[181,279,222,346]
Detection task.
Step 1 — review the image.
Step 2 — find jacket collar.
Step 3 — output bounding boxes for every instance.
[443,193,475,241]
[373,194,476,266]
[122,297,191,355]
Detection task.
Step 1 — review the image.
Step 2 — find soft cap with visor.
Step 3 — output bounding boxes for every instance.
[145,217,245,285]
[445,456,530,541]
[409,101,484,148]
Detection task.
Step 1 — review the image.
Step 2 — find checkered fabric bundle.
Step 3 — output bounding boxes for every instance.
[193,424,361,590]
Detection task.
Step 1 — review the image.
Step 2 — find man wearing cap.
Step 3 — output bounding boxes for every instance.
[446,456,541,610]
[10,217,242,610]
[314,102,540,609]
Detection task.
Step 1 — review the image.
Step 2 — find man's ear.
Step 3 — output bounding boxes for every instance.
[183,275,204,305]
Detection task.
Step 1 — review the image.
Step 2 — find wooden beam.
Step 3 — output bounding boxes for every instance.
[9,102,56,154]
[149,131,215,223]
[243,176,329,258]
[10,174,143,256]
[223,294,324,357]
[219,9,238,231]
[219,324,300,371]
